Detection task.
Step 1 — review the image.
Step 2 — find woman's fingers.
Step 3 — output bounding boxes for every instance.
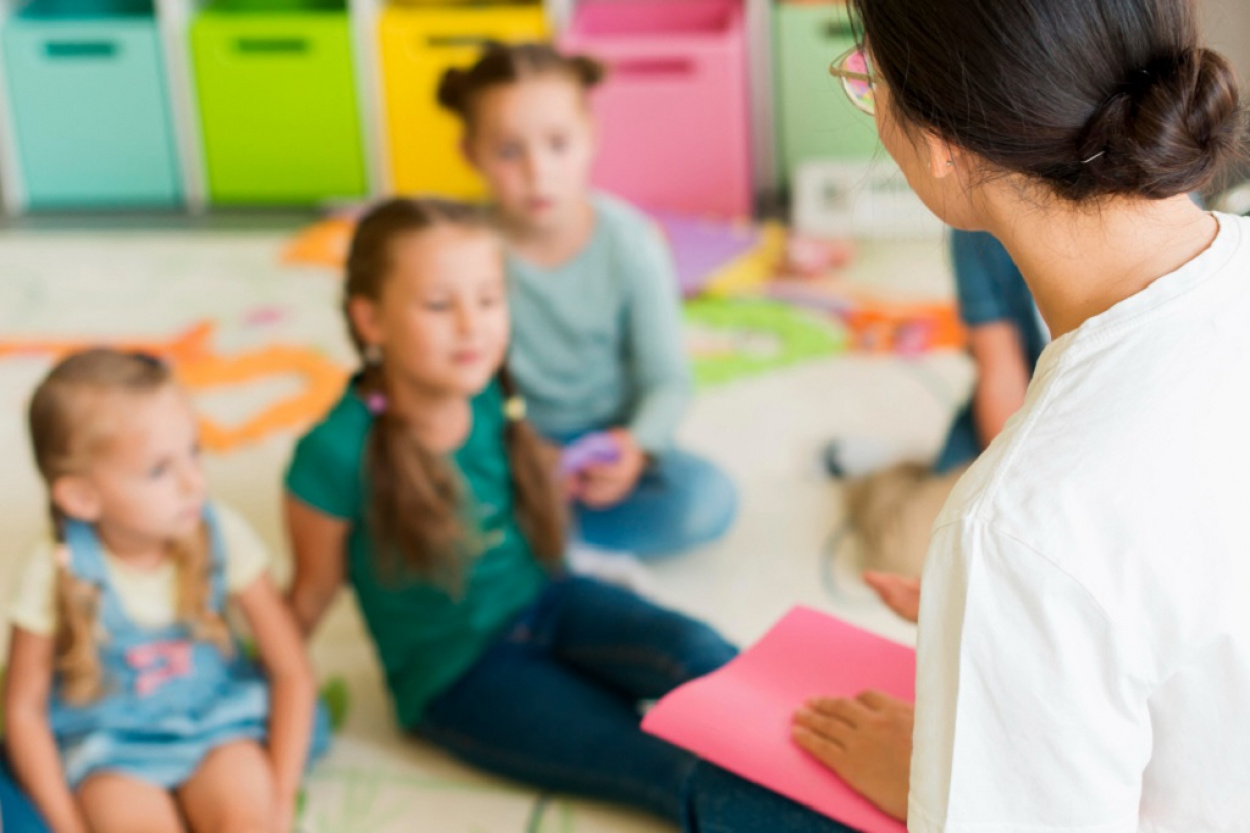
[796,698,865,735]
[863,571,922,622]
[794,708,851,742]
[857,690,899,711]
[863,571,919,597]
[792,724,846,769]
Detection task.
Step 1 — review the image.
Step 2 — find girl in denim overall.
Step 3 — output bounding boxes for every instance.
[3,349,327,833]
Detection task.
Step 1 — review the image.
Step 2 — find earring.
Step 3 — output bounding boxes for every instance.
[364,344,383,365]
[946,159,954,167]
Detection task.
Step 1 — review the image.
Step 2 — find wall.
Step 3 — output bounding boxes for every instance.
[1203,0,1250,80]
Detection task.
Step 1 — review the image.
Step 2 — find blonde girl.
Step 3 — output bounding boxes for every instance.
[3,350,326,833]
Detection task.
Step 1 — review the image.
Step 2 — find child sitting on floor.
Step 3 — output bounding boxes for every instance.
[826,229,1047,576]
[284,198,738,825]
[2,349,327,833]
[438,42,738,560]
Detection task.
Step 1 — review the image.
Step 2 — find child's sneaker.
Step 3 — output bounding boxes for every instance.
[566,543,654,596]
[824,436,922,479]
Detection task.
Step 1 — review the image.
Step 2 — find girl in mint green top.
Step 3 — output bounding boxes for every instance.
[284,198,737,824]
[440,42,738,558]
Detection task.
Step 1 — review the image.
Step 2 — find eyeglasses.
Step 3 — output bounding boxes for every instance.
[829,47,877,116]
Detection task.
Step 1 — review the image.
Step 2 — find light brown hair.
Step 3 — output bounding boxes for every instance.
[28,349,230,705]
[437,41,606,131]
[344,198,565,587]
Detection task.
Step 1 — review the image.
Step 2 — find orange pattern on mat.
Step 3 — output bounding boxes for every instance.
[0,322,347,453]
[282,217,356,269]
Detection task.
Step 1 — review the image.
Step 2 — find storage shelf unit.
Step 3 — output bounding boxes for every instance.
[0,0,780,214]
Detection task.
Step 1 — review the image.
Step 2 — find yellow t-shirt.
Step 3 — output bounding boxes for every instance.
[8,503,271,636]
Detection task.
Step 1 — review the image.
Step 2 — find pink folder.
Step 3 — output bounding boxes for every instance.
[642,607,915,833]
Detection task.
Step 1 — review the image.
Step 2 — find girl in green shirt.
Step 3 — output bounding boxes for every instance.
[285,198,737,824]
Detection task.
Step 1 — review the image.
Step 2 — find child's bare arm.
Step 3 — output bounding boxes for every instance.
[283,494,349,637]
[968,320,1031,447]
[235,574,317,830]
[4,627,90,833]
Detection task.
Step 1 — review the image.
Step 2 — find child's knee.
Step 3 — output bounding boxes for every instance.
[677,461,738,548]
[207,800,274,833]
[671,618,738,679]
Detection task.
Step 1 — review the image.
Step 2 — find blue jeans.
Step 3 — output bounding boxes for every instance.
[417,576,738,823]
[0,755,50,833]
[559,434,739,558]
[932,404,982,474]
[684,761,861,833]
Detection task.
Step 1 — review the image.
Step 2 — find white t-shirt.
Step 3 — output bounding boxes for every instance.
[909,212,1250,833]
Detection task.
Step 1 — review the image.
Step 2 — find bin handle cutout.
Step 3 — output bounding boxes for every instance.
[235,37,309,55]
[822,19,856,39]
[609,57,694,79]
[424,35,495,49]
[45,41,117,58]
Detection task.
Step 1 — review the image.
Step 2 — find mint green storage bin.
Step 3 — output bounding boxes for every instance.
[773,2,879,191]
[189,1,366,205]
[2,0,182,208]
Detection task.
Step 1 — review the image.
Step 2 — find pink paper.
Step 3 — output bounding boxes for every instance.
[642,607,915,833]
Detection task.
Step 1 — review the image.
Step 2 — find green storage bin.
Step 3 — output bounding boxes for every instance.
[190,1,366,205]
[773,2,879,191]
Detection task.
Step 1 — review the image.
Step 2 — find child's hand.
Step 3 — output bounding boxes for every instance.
[576,429,647,509]
[863,571,921,624]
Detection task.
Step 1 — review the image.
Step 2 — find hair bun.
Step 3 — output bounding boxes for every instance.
[1078,48,1244,199]
[570,54,607,88]
[437,66,470,114]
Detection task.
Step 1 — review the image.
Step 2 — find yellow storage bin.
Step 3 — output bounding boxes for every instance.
[379,3,548,198]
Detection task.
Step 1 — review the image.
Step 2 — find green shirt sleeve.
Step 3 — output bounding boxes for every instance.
[285,399,367,521]
[623,220,692,453]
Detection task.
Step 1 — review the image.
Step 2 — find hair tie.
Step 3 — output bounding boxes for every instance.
[365,392,388,416]
[503,395,527,422]
[130,351,167,369]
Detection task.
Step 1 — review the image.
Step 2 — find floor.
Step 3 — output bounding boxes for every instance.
[0,224,970,832]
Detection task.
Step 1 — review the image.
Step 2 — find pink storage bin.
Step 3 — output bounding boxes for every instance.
[559,0,752,219]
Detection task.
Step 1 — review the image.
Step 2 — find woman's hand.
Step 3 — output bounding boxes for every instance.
[863,571,921,624]
[575,429,647,509]
[792,691,914,821]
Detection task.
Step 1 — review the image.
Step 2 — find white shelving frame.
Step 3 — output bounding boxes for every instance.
[348,0,386,196]
[0,0,28,213]
[155,0,207,211]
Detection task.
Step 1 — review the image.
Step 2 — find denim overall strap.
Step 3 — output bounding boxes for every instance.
[60,518,133,638]
[201,503,228,615]
[59,508,230,635]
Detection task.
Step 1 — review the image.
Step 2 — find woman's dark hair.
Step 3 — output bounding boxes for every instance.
[850,0,1247,200]
[437,41,606,129]
[344,198,565,587]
